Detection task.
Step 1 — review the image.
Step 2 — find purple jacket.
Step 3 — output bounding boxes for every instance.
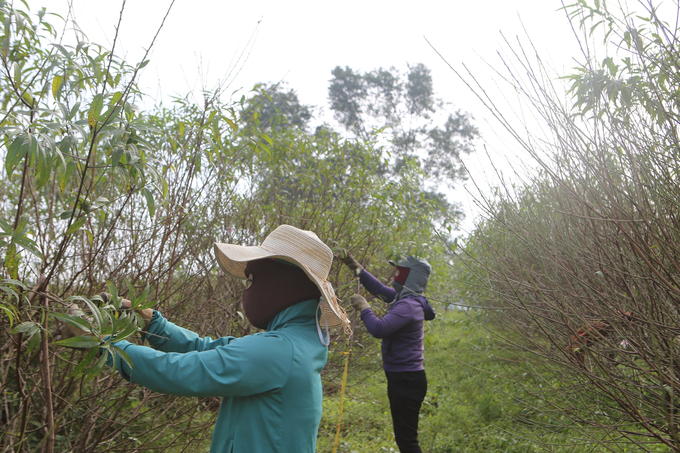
[358,269,434,372]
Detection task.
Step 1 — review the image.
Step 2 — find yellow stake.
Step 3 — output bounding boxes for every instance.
[332,277,360,453]
[332,345,352,453]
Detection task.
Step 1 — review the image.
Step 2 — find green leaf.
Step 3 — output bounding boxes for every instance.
[113,311,134,330]
[0,304,16,326]
[262,134,273,146]
[69,102,81,121]
[112,345,134,373]
[65,217,87,235]
[100,309,115,337]
[100,344,115,370]
[88,94,104,129]
[60,160,76,194]
[106,281,121,309]
[1,278,27,290]
[224,117,238,131]
[50,43,71,57]
[14,236,43,259]
[139,297,157,310]
[35,152,51,189]
[111,147,124,167]
[70,296,104,330]
[51,75,63,98]
[114,318,139,342]
[134,285,150,307]
[5,135,27,178]
[55,335,101,349]
[0,285,21,304]
[25,331,42,356]
[50,312,93,333]
[83,350,108,378]
[10,321,39,335]
[126,280,136,303]
[13,62,21,86]
[68,345,99,377]
[142,187,155,217]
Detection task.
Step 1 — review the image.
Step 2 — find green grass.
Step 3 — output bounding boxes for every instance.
[316,311,670,453]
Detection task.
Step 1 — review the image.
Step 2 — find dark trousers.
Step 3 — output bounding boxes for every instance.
[385,370,428,453]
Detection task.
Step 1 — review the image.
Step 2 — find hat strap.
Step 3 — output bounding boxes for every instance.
[316,301,330,346]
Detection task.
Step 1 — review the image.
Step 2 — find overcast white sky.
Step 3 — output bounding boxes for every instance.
[52,0,586,232]
[58,1,579,103]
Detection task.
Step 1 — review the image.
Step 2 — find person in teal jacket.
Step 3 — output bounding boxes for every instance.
[105,225,350,453]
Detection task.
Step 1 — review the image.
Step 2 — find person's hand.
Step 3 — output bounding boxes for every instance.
[101,292,154,331]
[336,250,363,276]
[59,304,91,341]
[349,295,370,312]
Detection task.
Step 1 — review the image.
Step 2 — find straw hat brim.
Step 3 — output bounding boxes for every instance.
[214,243,348,329]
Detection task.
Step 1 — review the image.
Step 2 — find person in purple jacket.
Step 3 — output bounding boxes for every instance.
[341,253,435,453]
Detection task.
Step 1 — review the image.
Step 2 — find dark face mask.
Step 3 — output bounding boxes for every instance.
[393,266,410,285]
[241,258,320,329]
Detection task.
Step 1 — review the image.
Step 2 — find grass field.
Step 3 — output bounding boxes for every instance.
[316,311,671,453]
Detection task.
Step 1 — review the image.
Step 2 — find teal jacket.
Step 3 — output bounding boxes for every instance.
[108,299,328,453]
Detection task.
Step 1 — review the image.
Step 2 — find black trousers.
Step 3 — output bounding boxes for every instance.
[385,370,428,453]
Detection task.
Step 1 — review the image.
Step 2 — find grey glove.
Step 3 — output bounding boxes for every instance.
[338,251,363,276]
[350,295,370,312]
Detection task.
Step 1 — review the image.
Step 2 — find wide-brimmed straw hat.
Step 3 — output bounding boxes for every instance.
[214,225,349,331]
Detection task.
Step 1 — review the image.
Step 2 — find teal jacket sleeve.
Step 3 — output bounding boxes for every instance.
[109,332,293,398]
[142,310,235,353]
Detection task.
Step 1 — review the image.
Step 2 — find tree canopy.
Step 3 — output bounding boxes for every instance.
[328,63,479,187]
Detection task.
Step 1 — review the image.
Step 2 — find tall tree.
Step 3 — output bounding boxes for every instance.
[328,64,478,187]
[242,83,312,132]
